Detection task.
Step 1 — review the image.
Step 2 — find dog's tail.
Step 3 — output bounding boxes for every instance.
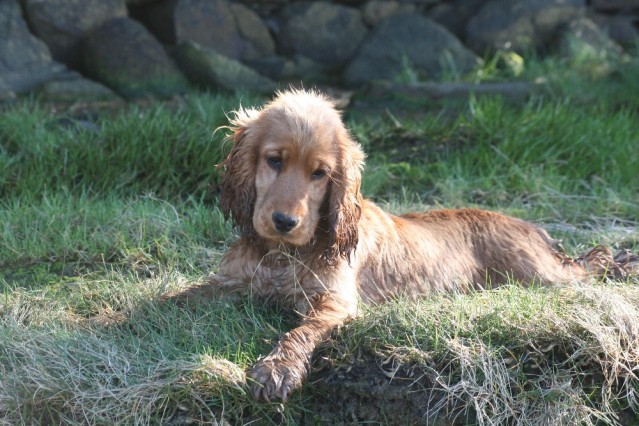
[576,245,639,280]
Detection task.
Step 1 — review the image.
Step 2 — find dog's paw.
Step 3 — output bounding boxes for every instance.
[248,357,307,402]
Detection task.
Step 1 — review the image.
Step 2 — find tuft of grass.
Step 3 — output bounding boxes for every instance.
[0,272,296,424]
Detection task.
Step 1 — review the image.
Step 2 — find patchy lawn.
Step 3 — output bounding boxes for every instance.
[1,53,638,424]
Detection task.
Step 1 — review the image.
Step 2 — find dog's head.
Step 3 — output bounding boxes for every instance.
[220,89,365,261]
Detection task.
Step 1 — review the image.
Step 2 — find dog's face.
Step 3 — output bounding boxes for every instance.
[252,111,338,245]
[220,90,365,259]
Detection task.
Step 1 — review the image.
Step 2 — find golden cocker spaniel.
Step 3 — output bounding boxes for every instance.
[169,89,637,402]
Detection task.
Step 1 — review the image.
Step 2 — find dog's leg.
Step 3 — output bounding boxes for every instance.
[160,273,250,306]
[248,294,354,402]
[160,240,259,305]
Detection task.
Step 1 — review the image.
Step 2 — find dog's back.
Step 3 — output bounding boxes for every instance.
[354,206,593,303]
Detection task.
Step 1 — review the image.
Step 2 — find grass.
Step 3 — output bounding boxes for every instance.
[1,52,638,424]
[0,193,229,285]
[357,99,637,209]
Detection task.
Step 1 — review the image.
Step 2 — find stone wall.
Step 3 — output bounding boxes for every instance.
[1,0,638,102]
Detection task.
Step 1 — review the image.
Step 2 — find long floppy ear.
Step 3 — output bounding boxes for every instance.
[219,108,260,237]
[326,127,365,262]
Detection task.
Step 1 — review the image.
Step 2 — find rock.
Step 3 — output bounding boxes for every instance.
[82,17,189,99]
[466,0,586,54]
[22,0,127,69]
[559,17,624,59]
[34,75,120,103]
[245,55,330,82]
[1,0,119,102]
[591,14,639,48]
[131,0,273,62]
[277,2,368,69]
[0,0,74,94]
[427,0,485,40]
[591,0,639,11]
[228,0,287,18]
[229,3,276,60]
[361,1,415,27]
[126,0,161,5]
[172,41,276,93]
[0,76,16,102]
[367,81,540,104]
[343,14,479,87]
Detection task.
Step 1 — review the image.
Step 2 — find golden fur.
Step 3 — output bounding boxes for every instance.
[165,89,637,402]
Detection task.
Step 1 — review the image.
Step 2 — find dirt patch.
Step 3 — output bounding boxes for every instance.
[301,345,639,426]
[302,352,471,425]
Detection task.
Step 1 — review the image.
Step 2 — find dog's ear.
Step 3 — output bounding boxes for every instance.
[326,129,365,262]
[219,108,260,236]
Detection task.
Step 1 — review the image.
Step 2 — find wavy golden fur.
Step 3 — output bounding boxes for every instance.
[165,89,638,402]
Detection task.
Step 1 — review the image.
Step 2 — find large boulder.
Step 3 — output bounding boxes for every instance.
[131,0,274,61]
[591,14,639,48]
[172,41,276,93]
[559,17,624,59]
[277,2,368,69]
[126,0,160,4]
[0,0,71,94]
[427,0,485,40]
[343,14,479,86]
[22,0,127,69]
[35,77,119,103]
[82,17,188,99]
[466,0,586,54]
[361,1,415,27]
[245,55,330,83]
[1,76,16,102]
[229,3,276,61]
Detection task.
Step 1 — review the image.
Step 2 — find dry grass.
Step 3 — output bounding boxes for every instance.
[0,272,290,424]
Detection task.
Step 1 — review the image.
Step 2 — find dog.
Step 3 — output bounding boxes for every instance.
[165,89,637,402]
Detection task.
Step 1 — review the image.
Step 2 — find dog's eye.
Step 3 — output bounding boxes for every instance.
[311,168,327,180]
[267,156,282,170]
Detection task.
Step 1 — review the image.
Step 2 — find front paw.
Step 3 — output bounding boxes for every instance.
[248,356,307,402]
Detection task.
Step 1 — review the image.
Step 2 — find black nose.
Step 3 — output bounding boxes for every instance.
[272,212,299,233]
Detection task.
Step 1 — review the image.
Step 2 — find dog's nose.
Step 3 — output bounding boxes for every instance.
[272,212,299,233]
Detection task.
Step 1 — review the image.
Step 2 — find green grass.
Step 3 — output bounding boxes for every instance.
[1,53,638,424]
[0,193,229,284]
[0,93,264,199]
[353,98,639,237]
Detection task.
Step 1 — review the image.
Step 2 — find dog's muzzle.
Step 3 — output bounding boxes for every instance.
[272,212,299,233]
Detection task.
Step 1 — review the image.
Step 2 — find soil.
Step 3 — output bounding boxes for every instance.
[299,352,471,425]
